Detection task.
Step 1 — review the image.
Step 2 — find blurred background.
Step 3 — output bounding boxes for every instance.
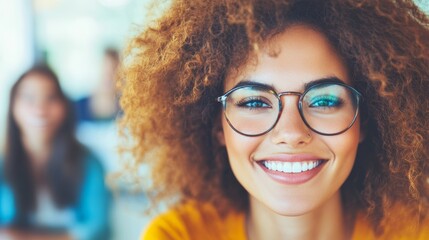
[0,0,428,239]
[0,0,171,239]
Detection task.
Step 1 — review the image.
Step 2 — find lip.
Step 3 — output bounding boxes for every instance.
[257,153,325,162]
[255,154,328,185]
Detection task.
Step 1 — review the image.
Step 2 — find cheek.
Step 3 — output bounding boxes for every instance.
[221,117,261,180]
[325,120,361,173]
[12,102,28,128]
[50,104,66,126]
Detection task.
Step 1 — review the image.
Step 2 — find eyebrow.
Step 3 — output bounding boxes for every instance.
[232,76,346,92]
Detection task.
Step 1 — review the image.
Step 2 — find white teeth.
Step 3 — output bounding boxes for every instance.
[263,160,322,173]
[302,162,308,171]
[292,162,301,173]
[276,162,282,171]
[284,162,292,172]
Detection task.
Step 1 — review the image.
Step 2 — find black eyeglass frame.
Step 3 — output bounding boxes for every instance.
[216,81,363,137]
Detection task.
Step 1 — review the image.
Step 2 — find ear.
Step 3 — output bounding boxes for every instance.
[213,114,226,146]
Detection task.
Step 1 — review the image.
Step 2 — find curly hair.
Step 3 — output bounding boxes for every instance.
[119,0,429,235]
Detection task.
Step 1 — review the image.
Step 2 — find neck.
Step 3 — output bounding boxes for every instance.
[247,192,353,240]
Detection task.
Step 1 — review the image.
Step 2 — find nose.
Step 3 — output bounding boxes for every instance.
[269,95,312,147]
[32,99,49,116]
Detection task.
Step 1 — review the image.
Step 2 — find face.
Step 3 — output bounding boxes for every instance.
[100,54,118,89]
[218,25,362,216]
[13,73,67,141]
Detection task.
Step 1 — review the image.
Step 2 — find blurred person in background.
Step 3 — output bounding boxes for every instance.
[74,48,122,177]
[75,48,120,123]
[0,65,111,240]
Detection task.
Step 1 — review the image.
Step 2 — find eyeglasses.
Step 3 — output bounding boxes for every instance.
[217,81,362,137]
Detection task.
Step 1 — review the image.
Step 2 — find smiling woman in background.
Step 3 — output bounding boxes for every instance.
[0,65,110,240]
[119,0,429,239]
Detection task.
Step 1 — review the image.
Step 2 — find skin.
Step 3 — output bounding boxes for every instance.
[217,25,363,239]
[90,53,119,119]
[9,73,72,239]
[13,73,66,142]
[12,73,66,174]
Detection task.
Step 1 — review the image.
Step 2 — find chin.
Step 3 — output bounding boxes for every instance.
[262,197,319,217]
[271,204,314,217]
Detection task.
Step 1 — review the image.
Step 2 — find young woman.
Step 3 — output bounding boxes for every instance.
[0,66,110,240]
[119,0,429,239]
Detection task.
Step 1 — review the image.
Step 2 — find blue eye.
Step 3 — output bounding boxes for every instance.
[236,97,271,109]
[309,95,342,108]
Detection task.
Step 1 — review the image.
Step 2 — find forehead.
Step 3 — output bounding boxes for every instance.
[17,73,58,92]
[224,25,350,91]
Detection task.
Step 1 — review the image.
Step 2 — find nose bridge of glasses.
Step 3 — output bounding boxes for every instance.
[271,91,310,139]
[277,91,303,107]
[277,91,303,98]
[275,91,304,124]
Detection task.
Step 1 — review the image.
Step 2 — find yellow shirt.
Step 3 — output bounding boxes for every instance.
[142,202,429,240]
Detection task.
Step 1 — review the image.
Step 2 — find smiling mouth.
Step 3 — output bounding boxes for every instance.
[262,160,323,174]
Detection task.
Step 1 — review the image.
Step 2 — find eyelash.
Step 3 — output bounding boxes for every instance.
[308,95,343,108]
[235,97,272,109]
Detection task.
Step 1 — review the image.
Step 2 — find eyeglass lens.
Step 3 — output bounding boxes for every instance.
[223,83,360,136]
